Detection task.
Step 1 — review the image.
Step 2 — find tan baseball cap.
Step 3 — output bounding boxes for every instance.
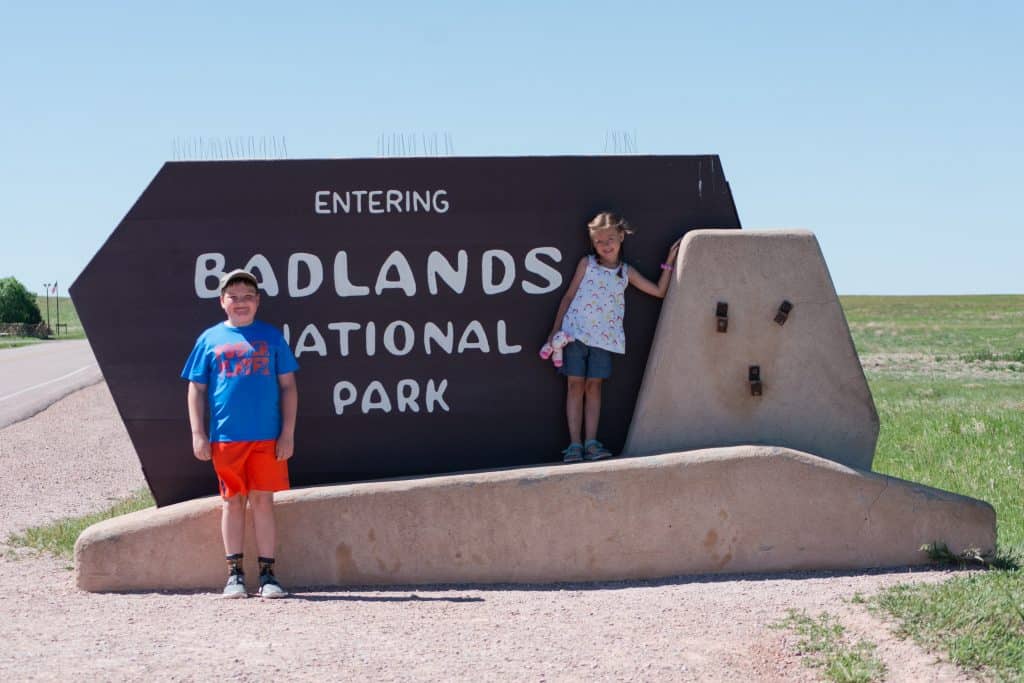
[218,269,259,292]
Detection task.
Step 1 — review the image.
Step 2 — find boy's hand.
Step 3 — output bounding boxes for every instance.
[192,433,211,461]
[276,434,295,462]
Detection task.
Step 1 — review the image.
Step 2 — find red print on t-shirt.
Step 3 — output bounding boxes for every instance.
[214,340,271,377]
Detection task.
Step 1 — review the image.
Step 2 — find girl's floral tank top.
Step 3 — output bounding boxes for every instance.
[562,255,628,354]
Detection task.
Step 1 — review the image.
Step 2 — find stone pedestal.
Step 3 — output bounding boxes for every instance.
[76,446,995,592]
[625,229,878,471]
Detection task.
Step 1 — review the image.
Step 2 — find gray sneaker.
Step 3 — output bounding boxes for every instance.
[259,573,288,599]
[222,572,247,599]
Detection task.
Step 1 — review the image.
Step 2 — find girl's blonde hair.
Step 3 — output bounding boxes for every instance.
[587,211,635,238]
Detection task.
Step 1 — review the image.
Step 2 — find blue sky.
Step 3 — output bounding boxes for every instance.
[2,1,1020,296]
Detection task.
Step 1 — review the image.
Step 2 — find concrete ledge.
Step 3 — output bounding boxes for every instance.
[76,446,996,592]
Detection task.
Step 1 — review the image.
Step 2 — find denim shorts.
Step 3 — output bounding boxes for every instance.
[559,341,613,379]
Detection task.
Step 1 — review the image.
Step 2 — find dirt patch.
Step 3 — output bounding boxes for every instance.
[861,352,1023,380]
[0,384,976,681]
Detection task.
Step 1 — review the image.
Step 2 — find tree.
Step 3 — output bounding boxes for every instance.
[0,277,43,324]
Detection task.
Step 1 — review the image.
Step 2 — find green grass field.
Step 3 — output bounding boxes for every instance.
[35,294,84,338]
[843,295,1023,557]
[844,294,1024,357]
[0,295,84,348]
[844,295,1023,680]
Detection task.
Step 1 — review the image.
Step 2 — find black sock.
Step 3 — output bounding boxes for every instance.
[258,556,275,576]
[226,553,244,575]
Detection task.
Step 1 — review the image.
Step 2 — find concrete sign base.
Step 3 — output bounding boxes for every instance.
[76,446,995,592]
[626,229,879,470]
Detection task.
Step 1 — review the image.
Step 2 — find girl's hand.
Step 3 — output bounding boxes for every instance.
[666,238,681,264]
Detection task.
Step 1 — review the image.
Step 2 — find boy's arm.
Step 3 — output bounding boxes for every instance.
[187,381,211,461]
[276,372,298,462]
[547,257,588,342]
[628,239,681,299]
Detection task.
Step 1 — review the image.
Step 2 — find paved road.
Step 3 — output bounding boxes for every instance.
[0,340,102,428]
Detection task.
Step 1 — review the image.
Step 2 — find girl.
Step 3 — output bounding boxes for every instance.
[547,212,680,463]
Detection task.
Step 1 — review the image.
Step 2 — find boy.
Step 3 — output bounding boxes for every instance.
[181,268,299,598]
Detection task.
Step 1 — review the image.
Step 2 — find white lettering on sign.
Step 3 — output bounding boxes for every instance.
[424,322,453,354]
[482,250,516,295]
[201,245,549,418]
[383,321,415,356]
[522,247,562,294]
[457,320,489,353]
[427,250,467,294]
[314,189,450,215]
[375,251,417,296]
[333,251,370,297]
[243,254,279,296]
[332,378,450,415]
[194,249,563,299]
[288,253,323,297]
[362,381,391,413]
[284,320,521,358]
[396,379,419,412]
[195,253,226,297]
[294,323,327,357]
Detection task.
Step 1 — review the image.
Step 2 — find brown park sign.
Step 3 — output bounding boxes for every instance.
[70,155,741,505]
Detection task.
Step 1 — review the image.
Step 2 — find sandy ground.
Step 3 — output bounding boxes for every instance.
[0,383,977,681]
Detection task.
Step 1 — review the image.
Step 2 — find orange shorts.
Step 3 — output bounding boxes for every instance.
[210,440,290,499]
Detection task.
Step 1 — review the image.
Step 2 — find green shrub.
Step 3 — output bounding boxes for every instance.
[0,277,43,324]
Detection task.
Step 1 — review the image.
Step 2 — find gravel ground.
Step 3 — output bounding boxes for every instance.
[0,383,976,681]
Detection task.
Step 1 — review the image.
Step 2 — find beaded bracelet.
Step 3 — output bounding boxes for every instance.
[660,263,674,271]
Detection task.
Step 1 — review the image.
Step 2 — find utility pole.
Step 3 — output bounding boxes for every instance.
[55,282,60,336]
[42,282,51,333]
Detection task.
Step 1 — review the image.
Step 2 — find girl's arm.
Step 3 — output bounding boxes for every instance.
[547,257,589,342]
[627,239,681,299]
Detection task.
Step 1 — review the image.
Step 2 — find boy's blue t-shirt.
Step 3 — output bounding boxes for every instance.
[181,320,299,443]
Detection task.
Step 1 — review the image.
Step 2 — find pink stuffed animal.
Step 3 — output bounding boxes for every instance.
[539,330,573,368]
